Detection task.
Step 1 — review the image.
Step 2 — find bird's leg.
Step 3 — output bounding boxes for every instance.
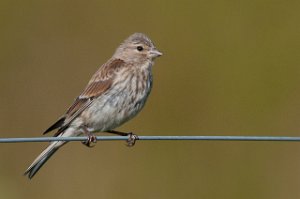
[106,130,139,147]
[81,126,97,148]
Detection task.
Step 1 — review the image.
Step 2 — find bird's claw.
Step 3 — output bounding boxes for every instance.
[82,134,97,148]
[126,132,139,147]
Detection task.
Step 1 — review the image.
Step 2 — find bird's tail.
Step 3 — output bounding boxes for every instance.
[24,141,66,179]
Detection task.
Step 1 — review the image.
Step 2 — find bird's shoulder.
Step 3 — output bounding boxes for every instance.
[88,58,126,83]
[65,58,126,115]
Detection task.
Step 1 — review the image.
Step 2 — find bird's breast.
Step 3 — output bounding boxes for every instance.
[83,64,153,132]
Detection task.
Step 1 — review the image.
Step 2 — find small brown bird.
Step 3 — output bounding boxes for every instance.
[24,33,162,179]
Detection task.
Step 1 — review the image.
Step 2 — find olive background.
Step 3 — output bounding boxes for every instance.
[1,1,300,198]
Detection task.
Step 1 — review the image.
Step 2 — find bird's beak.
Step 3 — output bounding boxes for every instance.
[150,48,163,58]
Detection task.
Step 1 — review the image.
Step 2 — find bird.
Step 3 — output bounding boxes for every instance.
[24,33,162,179]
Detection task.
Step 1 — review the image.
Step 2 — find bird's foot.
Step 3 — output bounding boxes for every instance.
[106,130,139,147]
[82,132,97,148]
[126,132,139,147]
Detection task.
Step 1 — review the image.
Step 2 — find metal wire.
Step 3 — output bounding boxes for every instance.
[1,135,300,143]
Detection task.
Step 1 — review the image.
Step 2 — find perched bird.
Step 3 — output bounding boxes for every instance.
[24,33,162,179]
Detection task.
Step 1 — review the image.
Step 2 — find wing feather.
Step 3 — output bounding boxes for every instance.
[44,58,125,135]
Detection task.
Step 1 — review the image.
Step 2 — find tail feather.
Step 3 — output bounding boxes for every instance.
[43,117,65,135]
[24,141,65,179]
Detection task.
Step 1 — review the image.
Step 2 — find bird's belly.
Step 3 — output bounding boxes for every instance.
[82,88,149,132]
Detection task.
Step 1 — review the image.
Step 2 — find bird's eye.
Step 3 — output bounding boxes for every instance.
[137,46,144,51]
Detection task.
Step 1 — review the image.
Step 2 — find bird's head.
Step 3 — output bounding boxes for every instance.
[114,33,162,63]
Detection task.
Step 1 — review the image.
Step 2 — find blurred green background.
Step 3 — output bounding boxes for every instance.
[1,0,300,198]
